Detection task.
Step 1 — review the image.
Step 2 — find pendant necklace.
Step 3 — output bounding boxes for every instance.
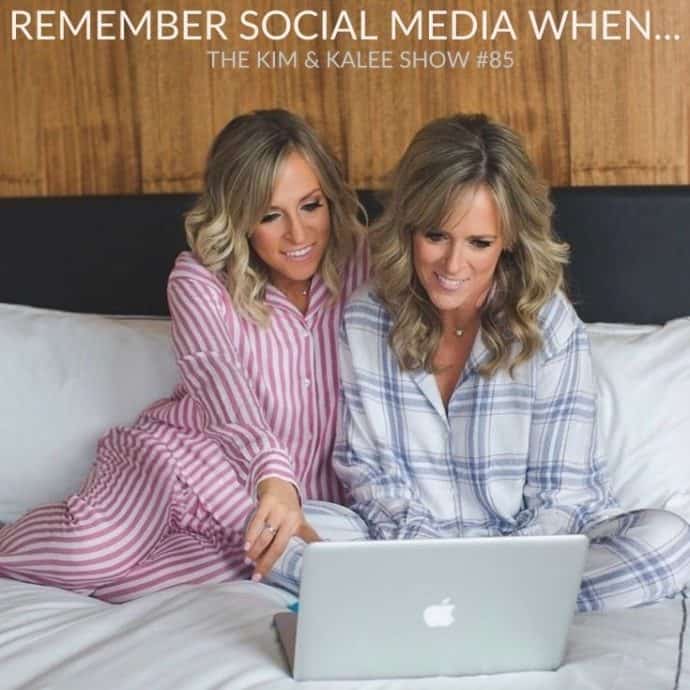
[300,281,310,296]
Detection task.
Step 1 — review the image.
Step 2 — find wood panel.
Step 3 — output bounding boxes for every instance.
[1,0,43,196]
[328,0,571,186]
[2,0,140,195]
[1,0,689,196]
[564,0,690,185]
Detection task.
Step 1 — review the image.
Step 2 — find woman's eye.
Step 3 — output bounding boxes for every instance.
[424,230,446,242]
[470,239,493,249]
[302,201,323,212]
[260,212,281,224]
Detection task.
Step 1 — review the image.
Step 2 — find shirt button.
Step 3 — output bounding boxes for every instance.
[304,378,311,387]
[303,331,310,338]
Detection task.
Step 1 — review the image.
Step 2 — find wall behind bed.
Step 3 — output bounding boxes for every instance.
[1,0,689,197]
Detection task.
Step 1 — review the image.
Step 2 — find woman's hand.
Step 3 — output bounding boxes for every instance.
[244,477,320,582]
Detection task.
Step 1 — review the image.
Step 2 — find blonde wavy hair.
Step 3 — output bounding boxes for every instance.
[370,113,570,377]
[185,109,364,324]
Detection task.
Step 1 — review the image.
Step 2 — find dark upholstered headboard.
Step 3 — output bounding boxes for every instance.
[1,187,689,323]
[552,187,690,324]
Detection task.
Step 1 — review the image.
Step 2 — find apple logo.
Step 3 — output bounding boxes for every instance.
[423,598,455,628]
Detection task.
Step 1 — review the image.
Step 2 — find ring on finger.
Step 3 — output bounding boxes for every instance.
[263,522,277,535]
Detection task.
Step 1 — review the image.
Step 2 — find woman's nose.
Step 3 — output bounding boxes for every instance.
[444,243,466,274]
[285,215,307,244]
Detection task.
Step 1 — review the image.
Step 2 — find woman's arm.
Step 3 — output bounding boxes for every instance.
[333,311,444,540]
[168,257,316,579]
[167,262,300,501]
[510,323,619,536]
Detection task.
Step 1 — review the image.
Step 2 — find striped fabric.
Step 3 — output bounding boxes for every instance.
[0,247,368,602]
[304,284,690,611]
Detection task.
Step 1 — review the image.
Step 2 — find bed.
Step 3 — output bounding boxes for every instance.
[1,188,689,689]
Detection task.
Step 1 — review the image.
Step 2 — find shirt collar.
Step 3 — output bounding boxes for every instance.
[465,329,491,375]
[410,329,492,422]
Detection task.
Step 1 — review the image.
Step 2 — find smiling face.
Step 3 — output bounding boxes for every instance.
[412,185,504,322]
[249,151,331,292]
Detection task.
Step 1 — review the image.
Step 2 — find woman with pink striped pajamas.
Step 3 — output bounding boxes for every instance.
[0,110,368,602]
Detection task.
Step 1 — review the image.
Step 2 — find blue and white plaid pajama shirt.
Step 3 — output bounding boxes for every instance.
[270,287,690,612]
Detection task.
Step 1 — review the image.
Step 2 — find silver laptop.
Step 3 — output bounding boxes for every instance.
[274,535,588,681]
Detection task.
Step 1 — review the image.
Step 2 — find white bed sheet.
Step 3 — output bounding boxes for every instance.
[0,578,686,690]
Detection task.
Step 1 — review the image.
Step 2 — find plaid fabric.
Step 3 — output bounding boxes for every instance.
[298,285,690,611]
[267,502,690,613]
[265,500,368,593]
[333,287,623,541]
[578,509,690,611]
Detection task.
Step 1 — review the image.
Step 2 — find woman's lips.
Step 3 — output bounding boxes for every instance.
[434,271,470,291]
[282,244,315,261]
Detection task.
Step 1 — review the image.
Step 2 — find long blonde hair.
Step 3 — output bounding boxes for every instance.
[370,113,570,376]
[185,109,364,324]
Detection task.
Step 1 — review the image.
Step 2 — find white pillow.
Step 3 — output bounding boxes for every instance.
[587,318,690,520]
[0,303,178,523]
[1,303,688,526]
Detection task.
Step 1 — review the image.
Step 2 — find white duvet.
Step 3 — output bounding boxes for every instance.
[2,309,690,689]
[0,579,686,690]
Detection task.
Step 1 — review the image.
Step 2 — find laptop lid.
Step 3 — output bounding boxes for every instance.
[277,535,588,681]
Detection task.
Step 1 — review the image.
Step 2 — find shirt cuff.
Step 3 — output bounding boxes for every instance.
[249,450,302,504]
[360,502,441,540]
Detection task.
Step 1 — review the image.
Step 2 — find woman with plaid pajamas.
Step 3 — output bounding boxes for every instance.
[273,113,690,612]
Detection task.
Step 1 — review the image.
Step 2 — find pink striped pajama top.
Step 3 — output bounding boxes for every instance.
[0,246,368,602]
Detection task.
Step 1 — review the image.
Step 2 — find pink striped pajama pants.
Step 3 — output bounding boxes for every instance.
[0,422,257,603]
